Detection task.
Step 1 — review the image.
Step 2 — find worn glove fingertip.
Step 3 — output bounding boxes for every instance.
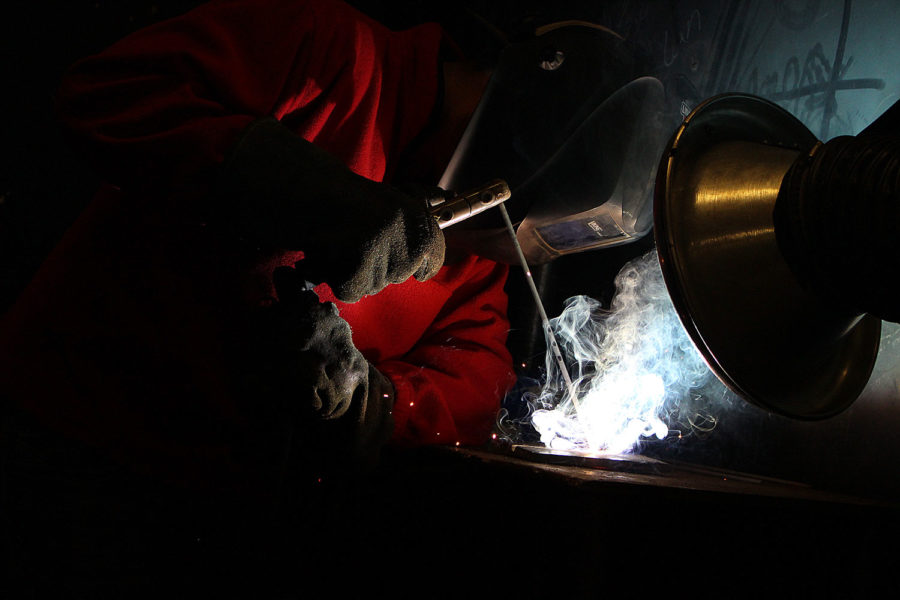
[413,258,435,282]
[414,240,446,282]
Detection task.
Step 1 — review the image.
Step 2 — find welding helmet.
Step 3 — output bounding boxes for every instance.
[439,22,669,264]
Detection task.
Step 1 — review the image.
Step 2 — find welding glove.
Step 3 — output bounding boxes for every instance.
[215,117,446,303]
[240,266,394,461]
[244,266,370,422]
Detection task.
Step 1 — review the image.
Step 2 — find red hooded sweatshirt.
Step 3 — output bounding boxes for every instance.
[0,0,515,488]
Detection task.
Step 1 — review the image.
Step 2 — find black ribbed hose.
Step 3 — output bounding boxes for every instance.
[774,134,900,322]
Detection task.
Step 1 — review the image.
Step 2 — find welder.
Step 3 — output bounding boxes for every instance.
[0,0,519,496]
[0,0,666,500]
[0,0,673,594]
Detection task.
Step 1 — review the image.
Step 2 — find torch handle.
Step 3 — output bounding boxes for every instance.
[429,179,510,229]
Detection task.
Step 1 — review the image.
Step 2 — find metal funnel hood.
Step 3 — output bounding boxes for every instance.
[654,94,881,419]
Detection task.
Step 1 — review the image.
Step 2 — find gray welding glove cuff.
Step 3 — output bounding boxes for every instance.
[216,117,446,303]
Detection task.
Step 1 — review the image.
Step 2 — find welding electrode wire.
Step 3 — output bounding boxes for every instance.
[498,204,581,414]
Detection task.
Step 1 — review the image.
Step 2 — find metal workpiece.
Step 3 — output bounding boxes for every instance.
[430,179,510,229]
[654,94,881,420]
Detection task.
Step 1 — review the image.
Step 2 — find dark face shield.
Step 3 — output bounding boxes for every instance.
[440,23,669,264]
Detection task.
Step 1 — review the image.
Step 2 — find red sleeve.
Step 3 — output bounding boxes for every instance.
[379,258,517,447]
[54,0,442,189]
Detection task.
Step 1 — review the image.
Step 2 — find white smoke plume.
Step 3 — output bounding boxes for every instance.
[529,250,713,454]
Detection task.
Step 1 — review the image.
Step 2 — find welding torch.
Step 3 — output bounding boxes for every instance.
[427,179,510,229]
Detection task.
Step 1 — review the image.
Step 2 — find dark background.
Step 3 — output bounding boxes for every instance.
[2,1,900,597]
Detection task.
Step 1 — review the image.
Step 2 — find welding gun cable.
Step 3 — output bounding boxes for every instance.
[498,204,581,414]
